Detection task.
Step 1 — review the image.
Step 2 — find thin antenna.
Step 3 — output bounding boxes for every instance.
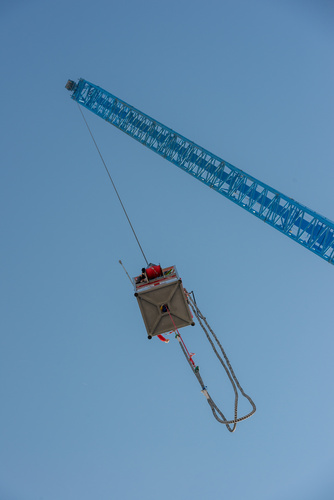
[119,260,134,286]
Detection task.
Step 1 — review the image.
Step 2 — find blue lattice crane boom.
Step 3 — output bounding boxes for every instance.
[65,78,334,265]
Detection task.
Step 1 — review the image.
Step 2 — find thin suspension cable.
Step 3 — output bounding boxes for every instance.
[77,104,149,266]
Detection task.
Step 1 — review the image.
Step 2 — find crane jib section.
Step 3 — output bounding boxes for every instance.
[68,79,334,264]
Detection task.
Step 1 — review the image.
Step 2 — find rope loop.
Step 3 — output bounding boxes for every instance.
[181,292,256,432]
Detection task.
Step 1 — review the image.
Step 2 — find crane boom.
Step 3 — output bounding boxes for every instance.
[66,78,334,265]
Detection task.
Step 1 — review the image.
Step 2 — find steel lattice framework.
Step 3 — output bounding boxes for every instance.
[66,78,334,264]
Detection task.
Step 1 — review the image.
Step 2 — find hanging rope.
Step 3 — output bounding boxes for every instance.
[169,292,256,432]
[77,104,149,266]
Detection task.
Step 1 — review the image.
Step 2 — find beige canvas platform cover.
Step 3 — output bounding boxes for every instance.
[135,279,194,337]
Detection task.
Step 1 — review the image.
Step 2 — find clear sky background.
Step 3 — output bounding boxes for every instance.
[1,1,333,499]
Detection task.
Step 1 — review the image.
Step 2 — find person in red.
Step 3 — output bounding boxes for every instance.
[157,334,169,343]
[135,268,147,284]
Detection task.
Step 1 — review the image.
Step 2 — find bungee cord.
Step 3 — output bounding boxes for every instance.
[169,292,256,432]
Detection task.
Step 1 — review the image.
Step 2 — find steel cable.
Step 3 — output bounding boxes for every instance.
[77,104,149,266]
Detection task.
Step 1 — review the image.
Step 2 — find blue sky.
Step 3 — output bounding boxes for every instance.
[1,1,333,499]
